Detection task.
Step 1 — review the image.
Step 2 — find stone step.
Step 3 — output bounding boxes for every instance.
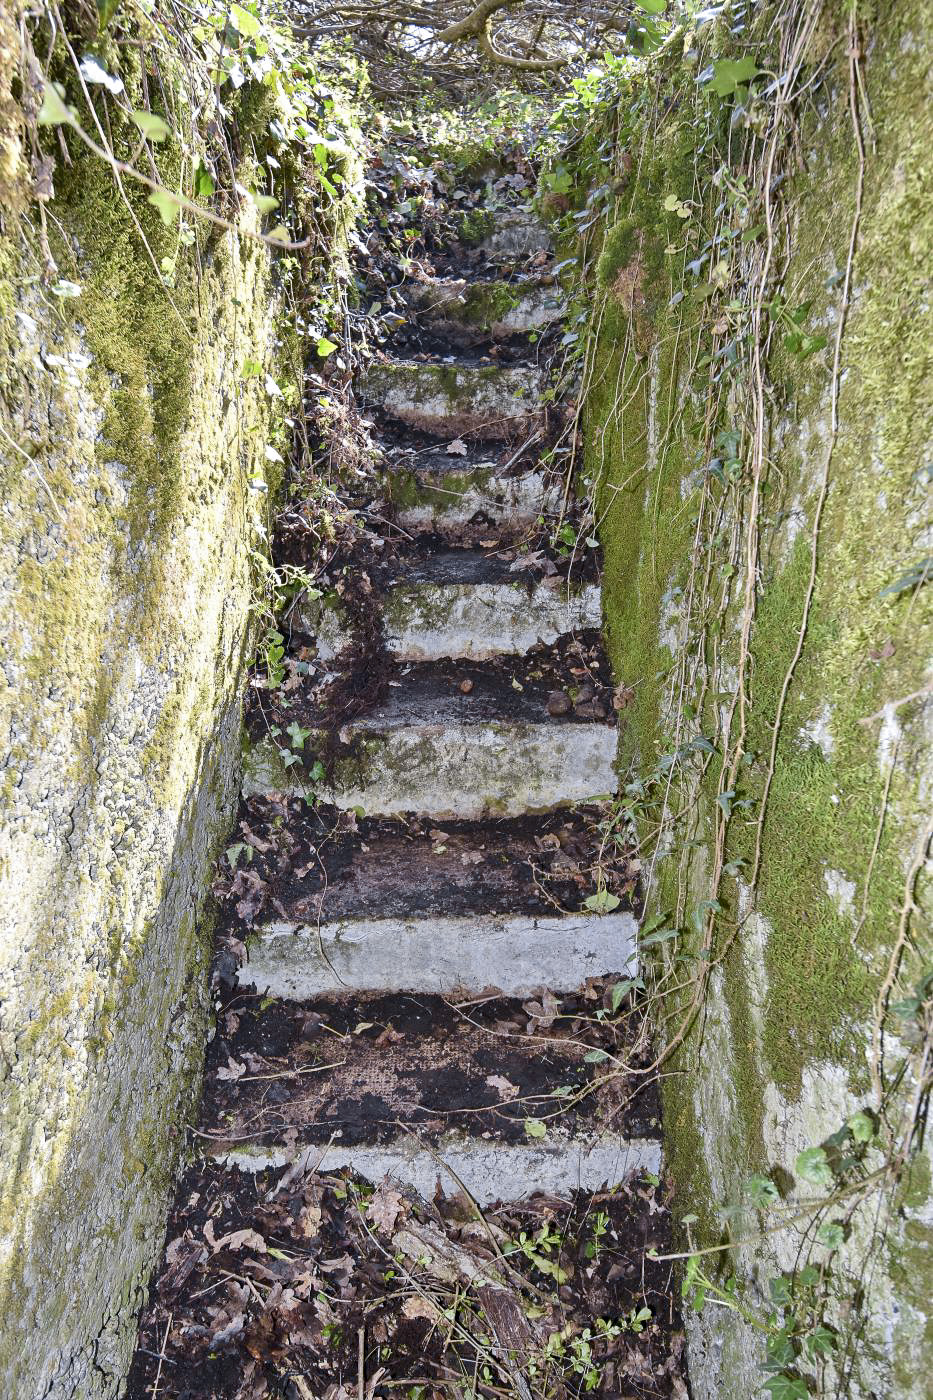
[383,445,560,533]
[241,910,637,1001]
[243,658,617,818]
[403,277,563,339]
[213,1135,661,1206]
[299,552,601,661]
[359,359,542,439]
[200,988,659,1164]
[245,719,616,818]
[479,208,552,260]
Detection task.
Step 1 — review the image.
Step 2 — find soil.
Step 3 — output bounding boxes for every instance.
[201,980,660,1152]
[126,1156,688,1400]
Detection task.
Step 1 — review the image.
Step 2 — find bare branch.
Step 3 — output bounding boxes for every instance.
[434,0,523,44]
[477,17,567,70]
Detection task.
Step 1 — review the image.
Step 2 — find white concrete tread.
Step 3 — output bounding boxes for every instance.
[300,576,602,661]
[240,910,638,1000]
[359,359,543,439]
[215,1135,662,1206]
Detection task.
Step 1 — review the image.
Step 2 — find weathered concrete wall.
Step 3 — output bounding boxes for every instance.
[556,2,932,1395]
[0,7,360,1394]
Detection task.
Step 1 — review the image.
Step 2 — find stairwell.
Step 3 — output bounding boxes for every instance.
[128,183,687,1399]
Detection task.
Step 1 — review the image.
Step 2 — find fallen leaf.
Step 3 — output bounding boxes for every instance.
[217,1056,246,1081]
[299,1204,323,1238]
[446,437,468,455]
[486,1074,519,1101]
[869,640,895,660]
[401,1294,442,1321]
[212,1227,267,1254]
[367,1181,404,1233]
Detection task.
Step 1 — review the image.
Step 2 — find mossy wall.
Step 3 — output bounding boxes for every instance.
[0,8,360,1394]
[561,4,932,1396]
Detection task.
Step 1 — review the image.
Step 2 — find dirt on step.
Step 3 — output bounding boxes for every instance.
[126,1156,688,1400]
[201,981,659,1153]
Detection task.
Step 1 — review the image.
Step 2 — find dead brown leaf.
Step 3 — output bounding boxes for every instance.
[486,1074,520,1101]
[367,1181,405,1234]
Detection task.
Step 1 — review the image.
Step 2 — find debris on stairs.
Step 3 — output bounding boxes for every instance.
[127,158,687,1400]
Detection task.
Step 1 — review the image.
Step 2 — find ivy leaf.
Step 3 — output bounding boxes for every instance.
[148,189,180,225]
[707,57,760,96]
[230,2,261,38]
[805,1324,837,1358]
[610,979,639,1012]
[584,889,620,913]
[96,0,121,26]
[847,1109,875,1143]
[639,926,679,947]
[816,1220,845,1249]
[130,109,171,142]
[795,1146,834,1188]
[286,722,312,751]
[744,1174,779,1208]
[636,0,667,12]
[38,82,76,127]
[879,556,932,598]
[196,165,215,198]
[762,1374,808,1400]
[316,337,339,358]
[799,333,827,356]
[524,1118,547,1139]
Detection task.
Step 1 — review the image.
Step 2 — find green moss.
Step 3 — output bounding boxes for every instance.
[460,279,522,326]
[577,2,932,1386]
[458,207,495,244]
[596,217,639,287]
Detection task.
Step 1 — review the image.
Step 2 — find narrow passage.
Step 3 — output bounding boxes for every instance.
[128,170,688,1400]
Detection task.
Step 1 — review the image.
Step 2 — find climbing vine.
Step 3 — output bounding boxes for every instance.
[534,0,932,1393]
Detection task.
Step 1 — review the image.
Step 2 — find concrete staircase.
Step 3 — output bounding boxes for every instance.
[208,199,659,1213]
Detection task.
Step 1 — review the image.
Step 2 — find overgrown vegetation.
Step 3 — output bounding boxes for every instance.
[4,0,928,1395]
[529,1,931,1394]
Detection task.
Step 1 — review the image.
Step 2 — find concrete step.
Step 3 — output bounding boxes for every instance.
[383,443,560,533]
[241,910,637,1001]
[214,1134,661,1206]
[480,208,552,260]
[403,277,563,339]
[244,719,616,818]
[242,658,617,818]
[200,988,659,1162]
[359,359,542,439]
[231,800,638,1039]
[299,551,601,661]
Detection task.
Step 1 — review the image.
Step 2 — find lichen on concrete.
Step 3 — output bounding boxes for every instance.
[559,2,933,1395]
[0,10,364,1393]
